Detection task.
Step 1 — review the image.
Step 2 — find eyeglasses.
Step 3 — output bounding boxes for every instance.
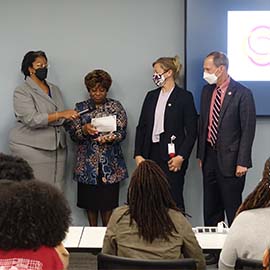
[153,70,168,76]
[34,63,49,69]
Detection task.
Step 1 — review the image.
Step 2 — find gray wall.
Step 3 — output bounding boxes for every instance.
[0,0,269,226]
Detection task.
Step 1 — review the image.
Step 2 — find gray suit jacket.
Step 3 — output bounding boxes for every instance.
[197,78,256,177]
[9,77,66,150]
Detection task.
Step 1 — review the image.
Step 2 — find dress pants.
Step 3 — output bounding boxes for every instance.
[149,143,188,212]
[202,143,245,226]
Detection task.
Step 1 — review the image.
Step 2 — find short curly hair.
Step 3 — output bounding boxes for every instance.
[0,180,71,250]
[0,153,34,181]
[84,69,112,92]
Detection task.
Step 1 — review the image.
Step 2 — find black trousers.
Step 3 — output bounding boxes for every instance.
[202,144,245,226]
[149,143,188,212]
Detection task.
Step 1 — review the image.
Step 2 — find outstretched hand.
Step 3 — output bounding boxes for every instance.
[59,109,79,120]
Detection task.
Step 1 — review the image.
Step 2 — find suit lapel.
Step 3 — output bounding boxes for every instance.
[218,80,237,125]
[25,77,57,107]
[166,86,177,104]
[151,89,161,113]
[148,89,161,130]
[164,86,178,122]
[205,85,215,122]
[47,83,60,108]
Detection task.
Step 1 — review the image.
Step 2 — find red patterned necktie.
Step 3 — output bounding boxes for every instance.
[209,87,222,146]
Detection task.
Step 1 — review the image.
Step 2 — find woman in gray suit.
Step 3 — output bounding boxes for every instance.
[9,50,78,188]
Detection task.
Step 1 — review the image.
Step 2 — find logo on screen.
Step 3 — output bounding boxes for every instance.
[247,25,270,66]
[228,11,270,81]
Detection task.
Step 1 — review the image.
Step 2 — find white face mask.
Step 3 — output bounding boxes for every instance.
[203,71,218,85]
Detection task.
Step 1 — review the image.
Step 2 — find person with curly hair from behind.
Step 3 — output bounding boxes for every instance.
[0,180,71,270]
[0,152,34,181]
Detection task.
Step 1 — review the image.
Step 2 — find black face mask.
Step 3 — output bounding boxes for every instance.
[35,67,48,81]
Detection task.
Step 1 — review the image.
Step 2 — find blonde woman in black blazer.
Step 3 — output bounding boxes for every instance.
[9,51,78,188]
[134,56,197,212]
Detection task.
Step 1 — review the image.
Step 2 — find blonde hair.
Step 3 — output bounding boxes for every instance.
[152,55,182,80]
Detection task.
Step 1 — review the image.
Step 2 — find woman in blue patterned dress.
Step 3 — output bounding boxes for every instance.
[65,69,128,226]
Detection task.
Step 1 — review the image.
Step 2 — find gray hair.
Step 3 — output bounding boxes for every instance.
[206,51,229,70]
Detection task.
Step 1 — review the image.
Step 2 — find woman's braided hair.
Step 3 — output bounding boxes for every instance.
[236,157,270,216]
[127,160,179,243]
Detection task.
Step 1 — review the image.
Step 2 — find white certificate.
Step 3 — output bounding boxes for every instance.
[91,115,117,132]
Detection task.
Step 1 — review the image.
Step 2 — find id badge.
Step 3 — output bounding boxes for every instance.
[168,143,175,158]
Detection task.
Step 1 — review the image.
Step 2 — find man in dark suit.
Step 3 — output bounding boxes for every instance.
[197,51,256,227]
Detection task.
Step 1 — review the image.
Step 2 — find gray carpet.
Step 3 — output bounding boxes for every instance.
[69,252,97,270]
[69,252,218,270]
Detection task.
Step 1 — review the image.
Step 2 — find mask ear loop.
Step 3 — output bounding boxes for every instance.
[214,67,220,78]
[215,65,224,78]
[161,70,172,86]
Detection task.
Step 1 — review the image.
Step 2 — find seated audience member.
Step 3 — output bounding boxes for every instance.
[0,180,71,270]
[0,152,34,181]
[102,160,206,270]
[263,248,270,270]
[219,157,270,270]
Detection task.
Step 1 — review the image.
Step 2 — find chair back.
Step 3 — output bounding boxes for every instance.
[97,253,197,270]
[235,258,263,270]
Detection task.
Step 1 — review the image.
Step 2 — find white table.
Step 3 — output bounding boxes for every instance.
[195,233,227,251]
[63,226,228,252]
[79,226,107,249]
[63,226,84,248]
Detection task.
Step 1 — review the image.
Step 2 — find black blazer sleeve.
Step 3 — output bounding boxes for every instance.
[196,101,203,160]
[177,91,198,159]
[134,92,150,157]
[237,88,256,167]
[196,85,210,161]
